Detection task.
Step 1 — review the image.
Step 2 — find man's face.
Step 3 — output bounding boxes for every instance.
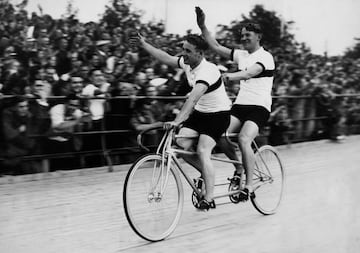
[119,82,137,95]
[59,38,68,49]
[49,56,56,66]
[240,28,261,52]
[182,41,201,67]
[135,72,147,85]
[91,70,103,85]
[145,86,157,97]
[67,99,80,114]
[11,61,20,71]
[45,68,56,82]
[33,80,50,97]
[80,66,89,77]
[33,80,45,94]
[16,101,29,117]
[91,55,100,66]
[145,68,155,80]
[70,77,84,93]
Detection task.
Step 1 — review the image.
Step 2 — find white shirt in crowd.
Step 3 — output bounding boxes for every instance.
[82,82,110,120]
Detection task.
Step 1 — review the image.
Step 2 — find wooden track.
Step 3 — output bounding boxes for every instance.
[1,136,360,253]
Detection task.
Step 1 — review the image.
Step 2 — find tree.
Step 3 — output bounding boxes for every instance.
[344,38,360,59]
[100,0,142,29]
[222,5,296,50]
[61,0,78,20]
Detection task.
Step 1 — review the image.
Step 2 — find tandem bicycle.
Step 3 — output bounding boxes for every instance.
[123,125,285,241]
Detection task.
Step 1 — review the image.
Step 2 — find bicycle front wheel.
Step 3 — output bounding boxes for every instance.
[123,154,184,241]
[251,145,285,215]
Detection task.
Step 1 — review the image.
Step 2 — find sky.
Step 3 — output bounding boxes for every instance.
[14,0,360,56]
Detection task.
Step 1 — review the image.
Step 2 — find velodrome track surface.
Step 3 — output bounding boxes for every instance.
[1,135,360,253]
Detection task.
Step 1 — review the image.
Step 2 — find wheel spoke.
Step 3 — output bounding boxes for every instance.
[123,154,183,241]
[251,146,284,215]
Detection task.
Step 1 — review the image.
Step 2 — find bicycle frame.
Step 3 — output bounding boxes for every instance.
[151,128,250,200]
[123,127,284,242]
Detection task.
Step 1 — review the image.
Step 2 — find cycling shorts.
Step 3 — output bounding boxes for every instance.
[182,110,230,142]
[231,104,270,128]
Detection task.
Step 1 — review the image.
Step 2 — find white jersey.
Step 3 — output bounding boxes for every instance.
[231,47,275,112]
[178,57,231,113]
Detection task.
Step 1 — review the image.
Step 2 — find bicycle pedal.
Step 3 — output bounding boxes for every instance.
[229,194,240,204]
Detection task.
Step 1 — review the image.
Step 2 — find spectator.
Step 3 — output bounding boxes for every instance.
[69,74,90,122]
[130,98,164,150]
[78,65,91,83]
[55,37,71,76]
[312,83,345,141]
[82,69,110,123]
[2,59,28,95]
[345,97,360,134]
[133,71,147,94]
[69,75,85,96]
[27,79,52,172]
[1,96,43,175]
[81,68,111,167]
[47,94,91,171]
[287,72,311,140]
[107,81,138,163]
[268,104,293,145]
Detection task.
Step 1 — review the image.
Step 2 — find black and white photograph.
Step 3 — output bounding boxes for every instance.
[1,0,359,252]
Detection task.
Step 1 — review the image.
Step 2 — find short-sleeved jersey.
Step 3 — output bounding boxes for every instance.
[178,57,231,113]
[231,47,275,112]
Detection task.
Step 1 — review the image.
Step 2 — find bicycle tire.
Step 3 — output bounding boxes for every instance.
[251,145,285,215]
[123,154,184,241]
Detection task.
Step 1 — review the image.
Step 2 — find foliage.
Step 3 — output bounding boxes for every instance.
[100,0,142,29]
[344,38,360,59]
[219,5,297,50]
[61,0,78,20]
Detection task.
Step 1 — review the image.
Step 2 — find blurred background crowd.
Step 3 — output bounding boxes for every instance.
[0,0,359,175]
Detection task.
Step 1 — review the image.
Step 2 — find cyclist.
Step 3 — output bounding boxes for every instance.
[130,33,232,210]
[195,6,275,200]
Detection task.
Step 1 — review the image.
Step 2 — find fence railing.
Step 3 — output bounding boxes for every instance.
[1,94,359,174]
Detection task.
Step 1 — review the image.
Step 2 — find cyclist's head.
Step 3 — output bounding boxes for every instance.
[184,34,209,52]
[239,22,262,53]
[182,34,208,67]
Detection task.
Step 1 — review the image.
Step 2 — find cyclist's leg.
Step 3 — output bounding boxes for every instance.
[238,120,259,192]
[176,127,202,173]
[197,134,217,202]
[218,115,243,173]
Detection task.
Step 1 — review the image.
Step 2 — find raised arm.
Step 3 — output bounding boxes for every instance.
[195,6,232,59]
[222,63,264,82]
[130,33,179,68]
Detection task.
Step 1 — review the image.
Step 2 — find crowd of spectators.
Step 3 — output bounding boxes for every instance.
[0,0,359,175]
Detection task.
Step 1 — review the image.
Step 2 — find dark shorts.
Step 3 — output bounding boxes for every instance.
[231,104,270,128]
[182,110,230,142]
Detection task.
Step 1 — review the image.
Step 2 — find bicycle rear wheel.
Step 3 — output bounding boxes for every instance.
[251,145,284,215]
[123,154,184,241]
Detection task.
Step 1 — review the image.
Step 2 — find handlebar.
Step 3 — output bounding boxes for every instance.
[136,125,165,152]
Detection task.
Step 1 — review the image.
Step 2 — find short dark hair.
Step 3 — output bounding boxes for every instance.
[12,95,27,105]
[88,68,102,77]
[241,22,262,34]
[184,34,209,51]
